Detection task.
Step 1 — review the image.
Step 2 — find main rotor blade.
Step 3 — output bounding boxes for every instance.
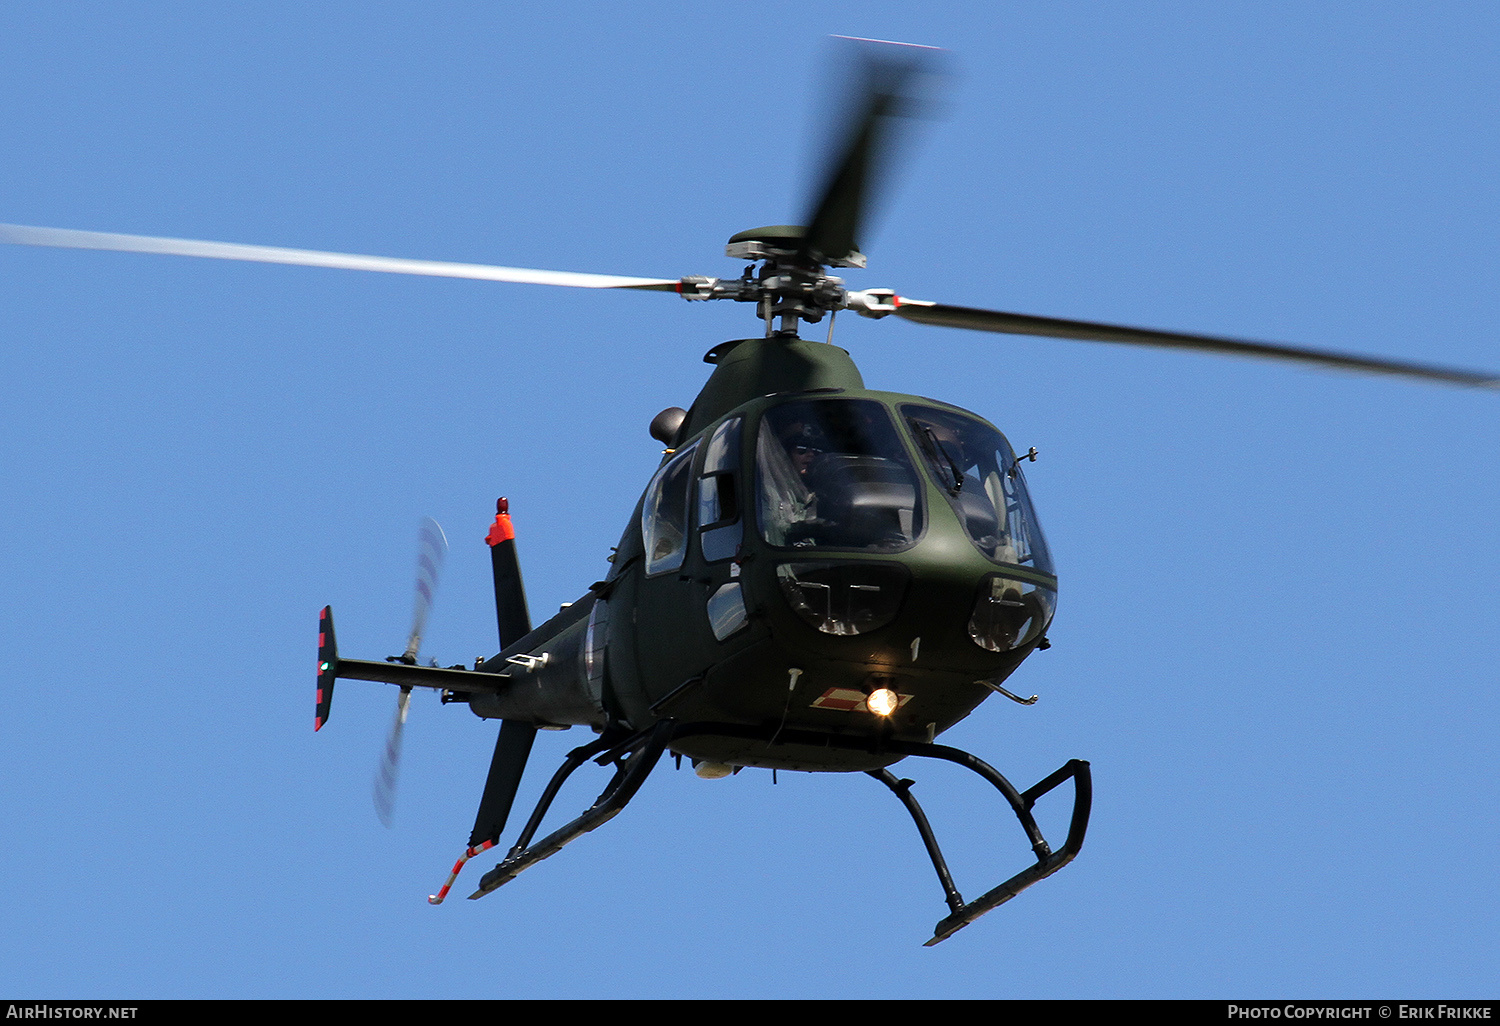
[881,296,1500,390]
[0,223,678,291]
[800,38,944,266]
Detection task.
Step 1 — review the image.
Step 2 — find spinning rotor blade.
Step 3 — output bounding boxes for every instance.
[375,517,450,827]
[374,687,411,828]
[864,294,1500,390]
[800,37,945,267]
[0,223,677,291]
[403,517,448,664]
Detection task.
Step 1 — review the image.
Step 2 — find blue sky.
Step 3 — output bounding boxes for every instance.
[2,2,1497,999]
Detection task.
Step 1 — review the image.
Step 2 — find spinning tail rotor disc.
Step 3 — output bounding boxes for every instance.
[374,517,449,827]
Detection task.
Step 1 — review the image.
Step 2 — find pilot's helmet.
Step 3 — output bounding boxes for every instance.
[780,421,826,456]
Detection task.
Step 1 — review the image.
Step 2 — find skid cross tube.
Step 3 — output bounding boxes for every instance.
[468,720,674,899]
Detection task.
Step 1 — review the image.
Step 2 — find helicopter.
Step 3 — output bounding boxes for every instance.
[3,39,1497,949]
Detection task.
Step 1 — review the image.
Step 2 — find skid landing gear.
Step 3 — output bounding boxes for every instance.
[468,719,674,899]
[455,718,1091,945]
[868,753,1091,945]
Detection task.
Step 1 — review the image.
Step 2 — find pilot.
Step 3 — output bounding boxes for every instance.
[781,422,824,481]
[757,417,830,548]
[778,421,827,546]
[779,417,887,549]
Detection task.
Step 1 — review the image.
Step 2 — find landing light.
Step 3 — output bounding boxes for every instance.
[867,687,899,717]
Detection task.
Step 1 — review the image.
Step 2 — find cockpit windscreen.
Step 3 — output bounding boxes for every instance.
[902,404,1053,575]
[757,398,924,552]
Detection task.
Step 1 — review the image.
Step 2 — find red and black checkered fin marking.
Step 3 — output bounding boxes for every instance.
[316,605,339,731]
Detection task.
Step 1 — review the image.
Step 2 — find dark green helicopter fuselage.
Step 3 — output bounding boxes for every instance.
[474,336,1058,773]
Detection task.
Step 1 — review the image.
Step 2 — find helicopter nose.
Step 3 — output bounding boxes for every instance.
[765,554,1055,666]
[773,561,911,636]
[967,573,1056,654]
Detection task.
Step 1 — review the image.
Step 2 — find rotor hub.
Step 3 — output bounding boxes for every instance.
[674,226,865,335]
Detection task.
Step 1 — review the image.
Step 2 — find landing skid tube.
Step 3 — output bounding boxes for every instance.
[868,754,1092,946]
[468,720,673,899]
[462,719,1090,946]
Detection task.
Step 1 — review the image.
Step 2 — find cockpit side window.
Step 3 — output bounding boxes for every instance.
[756,398,923,552]
[698,417,742,562]
[902,405,1053,574]
[643,442,698,576]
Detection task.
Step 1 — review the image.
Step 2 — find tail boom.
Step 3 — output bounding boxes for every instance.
[314,604,509,732]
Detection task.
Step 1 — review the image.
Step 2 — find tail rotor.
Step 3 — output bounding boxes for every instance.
[374,516,449,827]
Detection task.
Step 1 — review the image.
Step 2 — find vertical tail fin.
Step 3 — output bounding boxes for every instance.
[316,606,339,731]
[487,497,532,650]
[477,499,536,849]
[469,719,540,849]
[430,501,541,904]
